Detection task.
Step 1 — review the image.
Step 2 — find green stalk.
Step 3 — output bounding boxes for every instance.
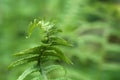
[40,66,48,80]
[38,31,50,80]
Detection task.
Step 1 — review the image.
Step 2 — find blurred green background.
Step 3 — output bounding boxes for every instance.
[0,0,120,80]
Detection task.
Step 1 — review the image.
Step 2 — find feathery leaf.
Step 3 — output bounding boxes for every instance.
[50,36,72,46]
[44,65,65,74]
[28,19,38,38]
[47,46,73,64]
[9,54,39,69]
[17,66,39,80]
[14,46,41,56]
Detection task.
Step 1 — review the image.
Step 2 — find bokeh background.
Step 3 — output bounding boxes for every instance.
[0,0,120,80]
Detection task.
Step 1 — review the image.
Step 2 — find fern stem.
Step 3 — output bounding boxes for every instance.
[37,56,48,80]
[37,31,50,80]
[40,66,48,80]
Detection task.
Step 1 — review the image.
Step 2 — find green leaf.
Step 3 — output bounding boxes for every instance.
[44,65,65,74]
[17,66,39,80]
[48,26,62,35]
[43,50,67,62]
[50,77,69,80]
[31,77,40,80]
[43,50,58,57]
[9,54,39,69]
[41,56,59,63]
[47,46,73,64]
[44,65,67,80]
[28,19,38,38]
[14,46,41,56]
[50,36,72,46]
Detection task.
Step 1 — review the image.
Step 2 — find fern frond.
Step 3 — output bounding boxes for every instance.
[48,26,62,35]
[49,36,72,46]
[47,46,73,64]
[44,65,65,74]
[9,54,39,69]
[10,19,72,80]
[41,56,59,63]
[17,65,39,80]
[14,46,41,56]
[31,77,41,80]
[43,50,68,62]
[28,19,38,38]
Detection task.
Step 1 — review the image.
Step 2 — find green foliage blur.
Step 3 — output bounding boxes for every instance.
[0,0,120,80]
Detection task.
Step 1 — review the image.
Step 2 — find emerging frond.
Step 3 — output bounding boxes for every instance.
[10,19,72,80]
[28,19,38,38]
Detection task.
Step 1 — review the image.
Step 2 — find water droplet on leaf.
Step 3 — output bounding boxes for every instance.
[26,36,29,39]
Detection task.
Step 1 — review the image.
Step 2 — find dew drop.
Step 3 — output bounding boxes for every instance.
[26,36,29,39]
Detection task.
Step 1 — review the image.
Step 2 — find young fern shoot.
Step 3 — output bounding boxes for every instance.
[9,19,72,80]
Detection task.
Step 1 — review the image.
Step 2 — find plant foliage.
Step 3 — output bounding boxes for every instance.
[9,19,72,80]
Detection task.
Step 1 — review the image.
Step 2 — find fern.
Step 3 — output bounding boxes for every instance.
[17,65,39,80]
[9,19,72,80]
